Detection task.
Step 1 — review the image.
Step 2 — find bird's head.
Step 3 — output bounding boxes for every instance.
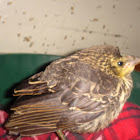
[77,45,140,78]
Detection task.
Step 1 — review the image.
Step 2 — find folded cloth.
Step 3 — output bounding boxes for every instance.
[0,102,140,140]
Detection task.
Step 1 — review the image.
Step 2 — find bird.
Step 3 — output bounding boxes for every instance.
[6,45,140,140]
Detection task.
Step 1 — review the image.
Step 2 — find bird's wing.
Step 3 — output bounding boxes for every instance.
[7,57,118,135]
[6,75,115,136]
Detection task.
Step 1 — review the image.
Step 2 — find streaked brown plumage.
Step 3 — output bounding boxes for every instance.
[6,45,140,140]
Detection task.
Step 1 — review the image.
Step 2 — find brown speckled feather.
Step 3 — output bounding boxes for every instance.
[6,45,134,137]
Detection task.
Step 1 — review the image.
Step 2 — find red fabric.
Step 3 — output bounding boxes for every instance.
[0,102,140,140]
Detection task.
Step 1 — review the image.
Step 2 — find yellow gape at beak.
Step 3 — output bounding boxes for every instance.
[124,57,140,73]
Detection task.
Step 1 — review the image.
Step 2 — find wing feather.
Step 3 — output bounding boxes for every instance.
[6,93,69,136]
[13,72,48,96]
[6,55,119,135]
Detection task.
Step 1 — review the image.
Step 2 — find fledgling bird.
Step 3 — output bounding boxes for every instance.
[6,45,140,140]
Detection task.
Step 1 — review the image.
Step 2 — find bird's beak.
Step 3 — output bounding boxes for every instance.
[124,56,140,69]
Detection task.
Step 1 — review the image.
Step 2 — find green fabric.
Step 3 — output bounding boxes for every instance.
[0,54,140,106]
[128,71,140,105]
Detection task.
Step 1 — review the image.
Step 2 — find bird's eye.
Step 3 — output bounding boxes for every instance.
[118,61,123,66]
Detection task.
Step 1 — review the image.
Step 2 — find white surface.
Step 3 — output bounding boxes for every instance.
[0,0,140,56]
